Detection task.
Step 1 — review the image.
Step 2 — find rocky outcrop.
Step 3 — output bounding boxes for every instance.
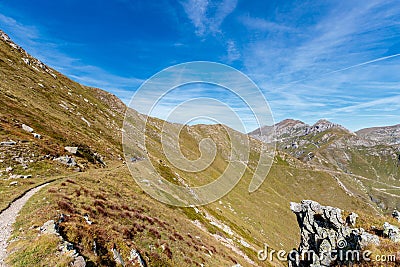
[346,212,358,227]
[288,200,379,267]
[39,219,86,266]
[383,222,400,242]
[65,147,78,154]
[249,119,349,144]
[0,30,57,79]
[128,249,147,267]
[53,155,77,167]
[356,124,400,145]
[392,210,400,222]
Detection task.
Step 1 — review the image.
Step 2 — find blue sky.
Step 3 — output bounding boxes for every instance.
[0,0,400,131]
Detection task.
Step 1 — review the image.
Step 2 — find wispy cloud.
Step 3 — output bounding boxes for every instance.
[224,39,240,62]
[181,0,237,37]
[2,1,399,131]
[0,13,39,40]
[181,0,209,37]
[209,0,238,34]
[181,0,239,61]
[333,94,400,113]
[238,0,400,129]
[239,16,292,32]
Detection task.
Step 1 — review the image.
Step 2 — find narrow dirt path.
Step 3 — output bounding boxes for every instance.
[0,183,49,266]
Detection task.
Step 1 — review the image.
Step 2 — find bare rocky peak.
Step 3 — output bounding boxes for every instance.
[308,119,349,134]
[356,124,400,145]
[250,118,349,142]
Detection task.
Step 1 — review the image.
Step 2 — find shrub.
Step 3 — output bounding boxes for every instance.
[57,200,75,213]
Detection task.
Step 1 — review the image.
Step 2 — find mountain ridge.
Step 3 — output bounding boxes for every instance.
[250,118,400,144]
[1,28,400,266]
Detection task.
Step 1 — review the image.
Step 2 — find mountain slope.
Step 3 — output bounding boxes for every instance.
[356,124,400,145]
[1,29,398,267]
[250,119,400,212]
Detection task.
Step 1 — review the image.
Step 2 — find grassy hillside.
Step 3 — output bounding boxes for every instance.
[1,29,398,266]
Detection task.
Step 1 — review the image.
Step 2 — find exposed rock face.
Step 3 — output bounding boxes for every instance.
[39,219,86,266]
[356,124,400,145]
[129,249,147,267]
[383,222,400,242]
[249,119,349,144]
[53,155,77,167]
[65,146,78,154]
[346,212,358,227]
[288,200,379,267]
[0,30,57,79]
[392,210,400,222]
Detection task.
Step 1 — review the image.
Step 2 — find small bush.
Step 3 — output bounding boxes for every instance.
[57,200,75,213]
[148,227,161,239]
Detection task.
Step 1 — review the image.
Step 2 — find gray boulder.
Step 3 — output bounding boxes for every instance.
[53,155,76,167]
[39,220,58,235]
[112,244,125,266]
[22,124,33,133]
[129,249,147,267]
[72,256,86,267]
[392,210,400,222]
[383,222,400,242]
[65,146,78,154]
[0,140,16,146]
[346,212,358,227]
[288,200,380,267]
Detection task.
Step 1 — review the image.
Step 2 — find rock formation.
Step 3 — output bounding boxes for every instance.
[392,209,400,222]
[346,212,358,227]
[288,200,379,267]
[39,219,86,266]
[383,222,400,242]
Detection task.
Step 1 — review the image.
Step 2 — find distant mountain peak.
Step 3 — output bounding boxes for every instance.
[276,119,307,128]
[356,124,400,145]
[311,119,348,133]
[249,118,350,143]
[313,119,332,125]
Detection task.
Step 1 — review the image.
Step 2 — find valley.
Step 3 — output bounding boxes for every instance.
[0,29,399,267]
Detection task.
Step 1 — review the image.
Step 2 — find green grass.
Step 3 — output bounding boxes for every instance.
[7,163,248,266]
[2,32,399,267]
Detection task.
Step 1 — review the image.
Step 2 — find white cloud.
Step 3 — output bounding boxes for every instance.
[209,0,238,34]
[334,95,400,113]
[238,1,400,126]
[181,0,237,37]
[225,39,240,62]
[240,16,292,32]
[181,0,209,36]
